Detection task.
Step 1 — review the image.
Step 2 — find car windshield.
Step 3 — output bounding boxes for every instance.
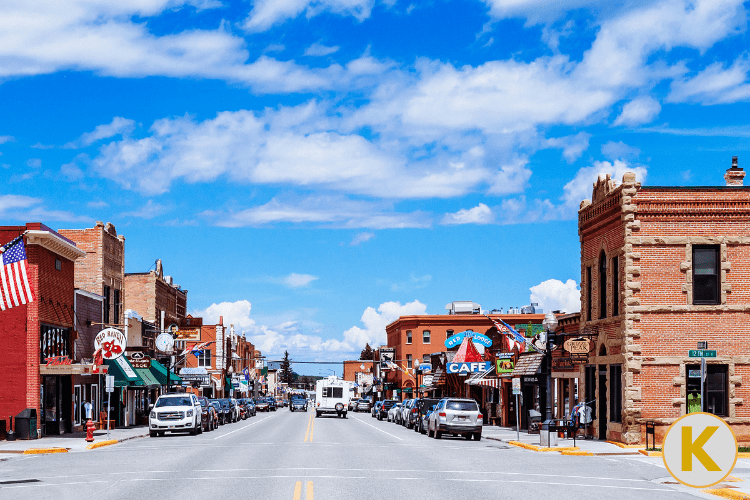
[155,397,192,407]
[446,401,478,411]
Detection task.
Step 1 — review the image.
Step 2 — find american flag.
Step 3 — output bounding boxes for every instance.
[485,315,538,353]
[0,236,35,311]
[181,340,214,357]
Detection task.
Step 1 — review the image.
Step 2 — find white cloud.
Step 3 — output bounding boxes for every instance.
[304,42,340,57]
[529,278,581,314]
[198,299,256,330]
[67,117,135,148]
[343,299,427,349]
[283,273,318,288]
[350,231,375,245]
[26,158,42,168]
[120,200,170,219]
[668,57,750,105]
[0,136,15,145]
[0,194,89,222]
[613,96,662,126]
[601,141,640,161]
[544,132,591,163]
[441,203,494,225]
[562,159,648,210]
[243,0,374,32]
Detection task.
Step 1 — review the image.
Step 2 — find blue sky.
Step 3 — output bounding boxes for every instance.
[1,0,749,374]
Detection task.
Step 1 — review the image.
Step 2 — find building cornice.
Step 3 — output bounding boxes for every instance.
[26,230,86,261]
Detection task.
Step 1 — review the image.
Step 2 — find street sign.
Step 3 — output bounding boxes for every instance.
[663,412,738,488]
[418,363,432,372]
[689,350,717,358]
[512,377,521,395]
[105,375,115,393]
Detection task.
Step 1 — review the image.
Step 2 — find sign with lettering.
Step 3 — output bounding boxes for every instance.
[45,356,72,365]
[689,350,717,358]
[94,328,126,360]
[115,355,137,378]
[496,353,515,374]
[512,378,521,395]
[564,338,591,355]
[174,327,201,341]
[127,352,151,369]
[444,331,493,349]
[446,361,492,374]
[663,412,738,488]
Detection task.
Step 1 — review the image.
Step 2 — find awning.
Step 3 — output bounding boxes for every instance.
[474,378,502,389]
[149,359,182,385]
[105,356,143,387]
[134,368,161,388]
[225,376,233,389]
[511,353,544,377]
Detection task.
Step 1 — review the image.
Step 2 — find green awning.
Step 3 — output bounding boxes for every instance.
[105,356,144,387]
[135,368,161,388]
[225,376,232,388]
[149,359,182,385]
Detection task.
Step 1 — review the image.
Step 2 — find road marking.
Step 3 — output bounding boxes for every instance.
[445,478,675,492]
[293,481,302,500]
[350,415,403,441]
[304,411,314,442]
[307,480,314,500]
[213,414,274,440]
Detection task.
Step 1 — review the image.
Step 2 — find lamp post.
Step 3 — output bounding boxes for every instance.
[542,311,558,422]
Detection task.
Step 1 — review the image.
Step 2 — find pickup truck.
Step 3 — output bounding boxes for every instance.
[290,397,307,412]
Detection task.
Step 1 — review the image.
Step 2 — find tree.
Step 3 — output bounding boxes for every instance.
[280,350,293,384]
[360,343,374,361]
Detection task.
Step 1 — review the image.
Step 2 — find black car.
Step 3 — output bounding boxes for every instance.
[267,398,277,412]
[411,398,440,433]
[239,398,256,418]
[290,397,306,412]
[216,399,234,423]
[377,400,398,421]
[209,399,226,425]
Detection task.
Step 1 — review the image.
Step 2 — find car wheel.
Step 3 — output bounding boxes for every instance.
[158,431,165,437]
[427,427,433,438]
[150,430,157,437]
[190,426,197,436]
[315,411,320,418]
[474,433,482,441]
[464,433,472,440]
[343,412,347,419]
[198,422,203,434]
[435,431,442,439]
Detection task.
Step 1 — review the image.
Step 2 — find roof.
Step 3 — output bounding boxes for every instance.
[511,353,544,377]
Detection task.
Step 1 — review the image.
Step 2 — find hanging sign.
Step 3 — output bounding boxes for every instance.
[94,328,126,360]
[447,361,492,374]
[564,338,591,355]
[496,353,515,374]
[445,331,493,349]
[127,352,151,369]
[155,333,175,353]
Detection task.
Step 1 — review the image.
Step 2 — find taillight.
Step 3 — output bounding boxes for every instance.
[439,412,446,417]
[412,408,417,413]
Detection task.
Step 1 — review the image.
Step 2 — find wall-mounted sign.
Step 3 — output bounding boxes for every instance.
[564,338,591,355]
[174,327,201,341]
[447,361,492,374]
[94,328,126,360]
[421,375,433,387]
[380,348,395,370]
[127,352,151,369]
[496,354,514,374]
[155,333,174,353]
[45,356,72,366]
[444,331,493,349]
[512,377,521,395]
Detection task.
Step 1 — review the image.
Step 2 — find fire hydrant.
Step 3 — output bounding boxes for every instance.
[85,419,96,442]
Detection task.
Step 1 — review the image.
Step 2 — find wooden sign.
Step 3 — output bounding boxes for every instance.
[564,337,591,355]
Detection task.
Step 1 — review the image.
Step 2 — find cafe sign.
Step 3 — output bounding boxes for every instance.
[447,361,492,374]
[94,328,126,360]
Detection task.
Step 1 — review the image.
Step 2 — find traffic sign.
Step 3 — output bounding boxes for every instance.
[689,350,717,358]
[663,412,738,488]
[512,378,521,395]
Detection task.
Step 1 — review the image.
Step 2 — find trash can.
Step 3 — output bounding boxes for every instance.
[15,408,37,440]
[540,419,558,447]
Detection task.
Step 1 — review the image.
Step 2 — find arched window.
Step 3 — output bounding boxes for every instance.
[599,251,607,319]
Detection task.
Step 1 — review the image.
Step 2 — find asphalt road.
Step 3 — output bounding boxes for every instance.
[0,408,725,500]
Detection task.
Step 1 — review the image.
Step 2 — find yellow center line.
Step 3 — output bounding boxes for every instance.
[293,481,302,500]
[309,411,315,442]
[304,411,313,442]
[306,481,314,500]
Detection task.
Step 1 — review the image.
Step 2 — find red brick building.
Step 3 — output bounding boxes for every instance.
[343,359,376,397]
[0,224,86,437]
[59,221,125,328]
[124,259,187,332]
[578,160,750,444]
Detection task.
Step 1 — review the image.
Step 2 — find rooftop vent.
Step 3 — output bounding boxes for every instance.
[445,301,482,315]
[725,156,745,186]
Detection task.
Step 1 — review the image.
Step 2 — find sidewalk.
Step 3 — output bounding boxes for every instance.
[0,426,148,453]
[482,425,645,455]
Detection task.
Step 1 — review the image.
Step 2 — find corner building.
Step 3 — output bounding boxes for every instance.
[578,161,750,444]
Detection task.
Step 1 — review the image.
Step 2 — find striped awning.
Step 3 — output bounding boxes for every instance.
[476,378,502,389]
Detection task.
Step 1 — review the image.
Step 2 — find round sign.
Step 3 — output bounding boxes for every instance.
[155,333,175,353]
[663,412,738,488]
[94,328,126,360]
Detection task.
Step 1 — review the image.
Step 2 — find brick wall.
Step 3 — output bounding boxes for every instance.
[74,291,103,360]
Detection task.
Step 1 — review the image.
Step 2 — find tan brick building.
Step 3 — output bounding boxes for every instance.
[124,259,187,331]
[578,159,750,444]
[59,221,125,327]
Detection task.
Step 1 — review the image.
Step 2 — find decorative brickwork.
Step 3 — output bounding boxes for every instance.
[123,259,187,329]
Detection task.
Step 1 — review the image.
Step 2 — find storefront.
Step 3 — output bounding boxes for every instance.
[149,359,182,392]
[40,358,106,436]
[509,353,546,430]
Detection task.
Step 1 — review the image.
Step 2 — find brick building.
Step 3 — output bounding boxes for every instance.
[343,359,376,398]
[0,223,86,437]
[578,160,750,444]
[124,259,187,333]
[59,221,125,328]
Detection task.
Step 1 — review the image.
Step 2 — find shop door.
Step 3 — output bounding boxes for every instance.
[598,365,607,440]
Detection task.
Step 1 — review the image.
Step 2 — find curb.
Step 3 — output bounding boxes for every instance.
[606,441,644,449]
[638,449,663,457]
[738,453,750,459]
[508,441,580,453]
[561,450,593,456]
[703,488,750,500]
[23,447,68,455]
[86,439,119,450]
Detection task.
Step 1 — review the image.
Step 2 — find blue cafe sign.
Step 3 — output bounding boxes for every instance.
[447,361,492,374]
[445,330,493,349]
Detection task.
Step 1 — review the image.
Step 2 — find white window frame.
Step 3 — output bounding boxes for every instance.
[406,354,412,369]
[406,331,412,345]
[423,330,431,344]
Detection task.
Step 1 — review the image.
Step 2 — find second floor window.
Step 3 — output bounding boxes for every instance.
[612,256,619,317]
[693,245,720,305]
[197,349,211,368]
[599,251,607,319]
[406,330,412,344]
[423,330,431,344]
[103,285,111,324]
[406,354,412,369]
[586,266,592,321]
[423,354,430,364]
[113,288,120,325]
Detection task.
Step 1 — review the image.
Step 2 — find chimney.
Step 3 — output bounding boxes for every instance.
[219,315,223,325]
[725,156,745,186]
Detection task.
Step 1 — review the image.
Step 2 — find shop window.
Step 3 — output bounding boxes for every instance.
[113,289,120,325]
[693,245,720,305]
[599,251,607,319]
[609,364,622,423]
[585,366,596,420]
[103,285,111,324]
[423,330,431,344]
[586,267,592,321]
[612,256,619,317]
[686,364,728,416]
[197,349,212,368]
[40,324,71,362]
[406,354,412,369]
[406,330,412,344]
[74,386,81,425]
[55,259,62,271]
[422,354,430,364]
[91,384,98,419]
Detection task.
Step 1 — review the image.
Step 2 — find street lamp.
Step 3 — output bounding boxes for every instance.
[542,311,559,422]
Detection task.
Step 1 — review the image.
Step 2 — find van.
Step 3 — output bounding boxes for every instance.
[315,376,351,418]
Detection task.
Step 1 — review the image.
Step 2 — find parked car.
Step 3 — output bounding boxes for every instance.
[387,402,403,422]
[216,399,234,423]
[256,399,270,412]
[427,398,482,440]
[419,405,435,435]
[411,398,440,433]
[377,400,397,420]
[230,398,242,421]
[209,399,226,425]
[245,399,257,417]
[372,401,382,418]
[348,398,360,411]
[237,399,254,419]
[267,398,278,411]
[197,397,217,431]
[398,399,414,426]
[356,399,372,413]
[149,393,203,437]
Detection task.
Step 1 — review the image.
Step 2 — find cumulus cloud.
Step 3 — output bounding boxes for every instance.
[613,96,662,126]
[0,194,89,222]
[668,57,750,105]
[0,136,15,145]
[441,203,494,225]
[66,117,135,148]
[120,200,170,219]
[350,231,375,245]
[601,141,640,161]
[530,279,581,313]
[283,273,318,288]
[562,159,648,211]
[343,300,427,348]
[304,42,340,57]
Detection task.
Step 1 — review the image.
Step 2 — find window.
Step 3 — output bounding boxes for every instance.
[406,354,412,369]
[585,366,596,420]
[687,364,728,416]
[91,384,98,419]
[197,349,212,368]
[406,330,412,344]
[113,288,120,325]
[612,256,619,317]
[55,259,62,271]
[586,267,592,321]
[693,245,720,305]
[103,285,111,324]
[609,364,622,423]
[422,354,430,364]
[322,387,343,398]
[40,325,71,362]
[423,330,431,344]
[599,251,607,319]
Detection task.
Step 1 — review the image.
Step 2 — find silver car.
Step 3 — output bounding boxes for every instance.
[399,399,414,426]
[427,398,482,440]
[356,399,372,413]
[387,402,403,422]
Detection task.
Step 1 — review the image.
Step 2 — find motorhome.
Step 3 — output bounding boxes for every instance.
[315,376,352,418]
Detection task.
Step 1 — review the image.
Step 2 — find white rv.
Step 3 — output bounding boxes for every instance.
[315,376,351,418]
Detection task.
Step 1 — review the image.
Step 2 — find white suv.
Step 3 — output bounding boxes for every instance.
[149,394,203,437]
